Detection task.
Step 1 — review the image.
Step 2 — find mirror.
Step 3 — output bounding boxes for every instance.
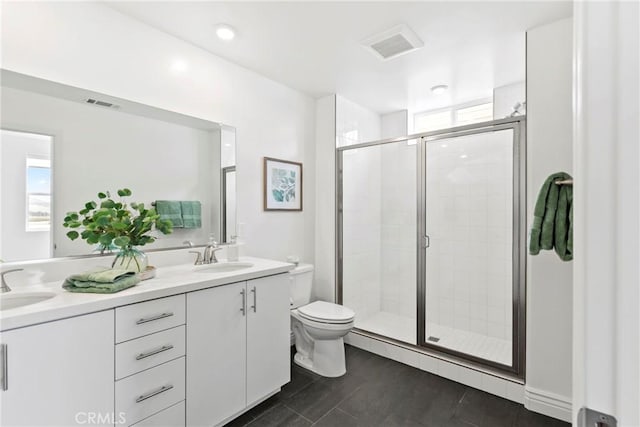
[0,69,236,262]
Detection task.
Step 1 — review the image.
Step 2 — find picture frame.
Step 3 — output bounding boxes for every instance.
[263,157,303,211]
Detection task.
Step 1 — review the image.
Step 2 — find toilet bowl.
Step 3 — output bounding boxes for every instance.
[290,301,355,377]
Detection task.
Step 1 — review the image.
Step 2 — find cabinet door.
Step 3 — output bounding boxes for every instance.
[246,274,291,405]
[0,310,114,427]
[186,282,246,427]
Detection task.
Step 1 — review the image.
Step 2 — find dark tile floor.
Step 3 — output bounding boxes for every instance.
[226,345,570,427]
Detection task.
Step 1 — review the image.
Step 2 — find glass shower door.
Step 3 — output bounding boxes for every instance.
[421,127,518,367]
[339,138,418,344]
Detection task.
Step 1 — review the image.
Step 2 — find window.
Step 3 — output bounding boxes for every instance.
[414,100,493,133]
[26,157,51,231]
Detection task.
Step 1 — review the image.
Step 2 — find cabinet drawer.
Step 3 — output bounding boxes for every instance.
[116,294,185,343]
[116,357,185,426]
[116,326,185,380]
[130,400,185,427]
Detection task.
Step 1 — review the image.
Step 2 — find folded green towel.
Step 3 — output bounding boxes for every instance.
[63,274,140,294]
[529,172,573,261]
[155,200,183,228]
[181,201,201,229]
[68,267,135,283]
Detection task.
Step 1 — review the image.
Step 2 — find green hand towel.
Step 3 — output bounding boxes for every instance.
[181,201,201,229]
[554,184,573,261]
[63,274,140,294]
[68,267,135,283]
[529,172,573,261]
[155,200,183,228]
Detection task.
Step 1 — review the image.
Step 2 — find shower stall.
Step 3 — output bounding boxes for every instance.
[337,117,526,376]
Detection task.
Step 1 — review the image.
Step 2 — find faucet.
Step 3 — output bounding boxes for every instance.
[1,269,23,293]
[203,239,224,264]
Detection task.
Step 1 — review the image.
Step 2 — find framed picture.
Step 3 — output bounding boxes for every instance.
[263,157,303,211]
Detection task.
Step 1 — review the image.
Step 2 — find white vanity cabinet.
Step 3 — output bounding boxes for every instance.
[115,294,186,427]
[186,274,290,427]
[0,310,115,427]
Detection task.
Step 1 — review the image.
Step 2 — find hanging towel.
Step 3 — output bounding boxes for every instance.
[529,172,573,261]
[181,201,202,229]
[62,267,140,293]
[155,200,183,228]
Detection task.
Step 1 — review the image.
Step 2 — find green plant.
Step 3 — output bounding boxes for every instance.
[63,189,173,251]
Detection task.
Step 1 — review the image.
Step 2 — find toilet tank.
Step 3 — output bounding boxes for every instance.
[289,264,314,309]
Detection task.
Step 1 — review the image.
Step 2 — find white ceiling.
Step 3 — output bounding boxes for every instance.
[106,1,572,114]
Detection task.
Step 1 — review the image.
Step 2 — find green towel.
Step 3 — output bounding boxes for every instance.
[68,267,135,283]
[181,201,201,229]
[529,172,573,261]
[155,200,183,228]
[554,184,573,261]
[63,267,140,294]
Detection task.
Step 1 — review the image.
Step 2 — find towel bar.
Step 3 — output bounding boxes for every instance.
[555,179,573,185]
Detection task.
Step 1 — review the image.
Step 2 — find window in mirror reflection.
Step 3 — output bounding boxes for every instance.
[26,157,52,231]
[0,129,53,261]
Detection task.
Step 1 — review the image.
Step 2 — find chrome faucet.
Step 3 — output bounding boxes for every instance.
[1,269,23,293]
[203,239,224,264]
[189,238,224,265]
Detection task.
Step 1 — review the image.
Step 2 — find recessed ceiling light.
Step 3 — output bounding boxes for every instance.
[431,84,448,95]
[215,24,235,41]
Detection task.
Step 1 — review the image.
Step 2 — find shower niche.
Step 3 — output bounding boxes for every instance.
[337,117,526,377]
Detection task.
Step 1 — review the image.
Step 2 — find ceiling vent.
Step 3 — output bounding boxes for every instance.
[362,24,424,61]
[84,98,119,109]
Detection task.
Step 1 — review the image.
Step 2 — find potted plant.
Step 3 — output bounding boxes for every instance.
[63,189,173,272]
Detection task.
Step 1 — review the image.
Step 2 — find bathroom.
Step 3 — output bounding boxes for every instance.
[0,1,638,427]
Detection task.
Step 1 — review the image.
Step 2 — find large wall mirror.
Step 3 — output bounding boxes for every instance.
[0,70,236,262]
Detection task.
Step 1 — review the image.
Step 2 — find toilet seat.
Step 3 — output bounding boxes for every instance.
[297,301,355,324]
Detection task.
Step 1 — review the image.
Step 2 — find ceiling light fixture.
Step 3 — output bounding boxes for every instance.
[215,24,236,41]
[171,59,188,73]
[431,84,448,95]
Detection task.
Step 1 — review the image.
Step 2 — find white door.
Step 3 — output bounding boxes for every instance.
[246,274,290,406]
[573,1,639,426]
[186,282,247,427]
[0,310,114,426]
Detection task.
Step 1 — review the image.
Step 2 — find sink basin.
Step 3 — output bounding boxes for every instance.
[194,262,254,273]
[0,291,56,311]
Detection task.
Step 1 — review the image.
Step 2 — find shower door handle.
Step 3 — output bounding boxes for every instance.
[423,235,430,248]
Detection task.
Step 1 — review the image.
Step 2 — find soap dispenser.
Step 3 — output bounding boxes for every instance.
[227,235,239,262]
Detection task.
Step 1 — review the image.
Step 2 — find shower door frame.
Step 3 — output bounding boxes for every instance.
[336,116,527,378]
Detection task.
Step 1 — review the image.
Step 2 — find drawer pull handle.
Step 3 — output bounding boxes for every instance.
[1,344,7,391]
[135,384,174,403]
[136,312,174,325]
[135,345,174,361]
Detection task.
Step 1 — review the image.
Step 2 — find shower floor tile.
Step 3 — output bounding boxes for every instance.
[354,312,511,365]
[426,322,512,365]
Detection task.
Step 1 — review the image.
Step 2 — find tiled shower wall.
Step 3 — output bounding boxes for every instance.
[425,131,514,341]
[380,141,417,319]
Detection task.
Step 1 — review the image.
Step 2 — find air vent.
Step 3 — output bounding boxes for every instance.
[362,24,424,61]
[85,98,119,109]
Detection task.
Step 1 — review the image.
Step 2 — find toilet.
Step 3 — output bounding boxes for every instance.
[289,264,355,377]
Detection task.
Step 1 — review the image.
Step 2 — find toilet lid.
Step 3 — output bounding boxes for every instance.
[298,301,355,323]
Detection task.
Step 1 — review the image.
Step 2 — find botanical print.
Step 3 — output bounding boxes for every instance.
[271,168,296,203]
[264,157,303,211]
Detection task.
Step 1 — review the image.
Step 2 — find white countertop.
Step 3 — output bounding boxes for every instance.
[0,257,294,331]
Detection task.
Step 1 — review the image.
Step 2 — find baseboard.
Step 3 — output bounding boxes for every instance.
[524,386,572,423]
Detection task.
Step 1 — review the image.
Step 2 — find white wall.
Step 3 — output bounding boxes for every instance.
[525,18,573,421]
[0,130,51,261]
[573,1,639,425]
[335,95,381,147]
[2,86,217,257]
[313,95,336,302]
[0,1,316,263]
